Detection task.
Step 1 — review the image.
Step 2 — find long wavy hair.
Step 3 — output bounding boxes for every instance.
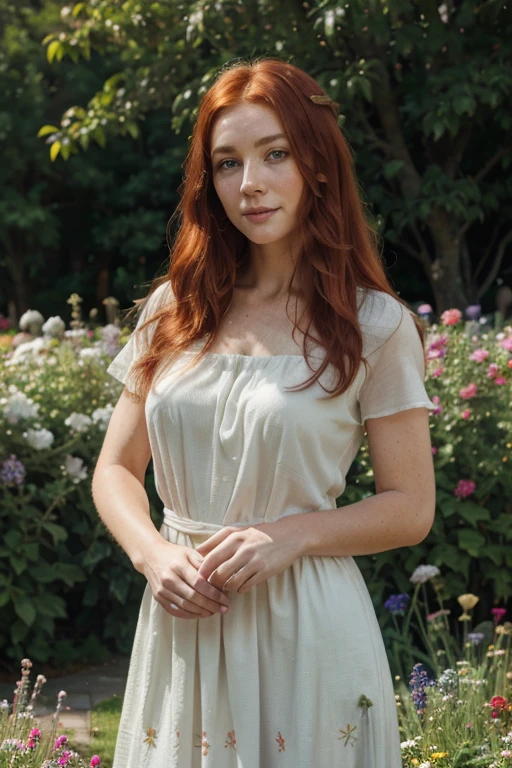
[129,56,427,400]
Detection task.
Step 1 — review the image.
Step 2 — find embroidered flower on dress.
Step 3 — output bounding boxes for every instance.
[143,727,157,747]
[225,730,237,749]
[194,731,210,756]
[338,723,358,747]
[276,731,286,751]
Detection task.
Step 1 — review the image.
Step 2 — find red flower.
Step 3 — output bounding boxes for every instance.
[490,696,508,710]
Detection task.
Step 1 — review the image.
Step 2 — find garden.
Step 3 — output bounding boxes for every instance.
[2,0,512,764]
[0,299,511,766]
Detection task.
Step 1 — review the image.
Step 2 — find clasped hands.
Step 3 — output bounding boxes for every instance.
[195,517,303,596]
[145,516,305,620]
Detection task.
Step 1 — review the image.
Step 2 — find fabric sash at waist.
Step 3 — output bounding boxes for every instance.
[162,507,253,539]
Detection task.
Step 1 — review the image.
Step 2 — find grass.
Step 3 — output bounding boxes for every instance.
[68,695,123,768]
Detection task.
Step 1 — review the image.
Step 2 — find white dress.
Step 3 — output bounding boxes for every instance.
[107,283,436,767]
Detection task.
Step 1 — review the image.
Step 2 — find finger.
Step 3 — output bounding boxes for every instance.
[182,562,230,607]
[195,527,239,556]
[154,583,214,618]
[197,537,243,581]
[173,578,229,615]
[153,593,207,619]
[222,565,258,593]
[237,571,262,594]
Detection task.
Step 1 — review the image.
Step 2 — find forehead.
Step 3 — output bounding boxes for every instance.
[210,102,285,145]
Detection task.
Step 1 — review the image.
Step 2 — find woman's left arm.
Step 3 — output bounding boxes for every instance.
[196,406,435,592]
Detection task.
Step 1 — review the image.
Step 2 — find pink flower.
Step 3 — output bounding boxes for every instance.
[508,360,512,369]
[432,367,444,377]
[29,728,41,739]
[466,722,472,728]
[427,348,443,360]
[432,446,438,455]
[54,735,68,750]
[90,757,101,767]
[499,336,512,352]
[454,479,476,499]
[58,751,73,766]
[427,608,451,622]
[460,382,477,399]
[494,376,507,385]
[470,349,489,362]
[428,334,448,351]
[491,607,507,624]
[441,308,462,326]
[417,303,433,315]
[487,363,499,378]
[461,409,471,419]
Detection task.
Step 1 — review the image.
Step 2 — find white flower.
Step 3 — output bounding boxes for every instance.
[3,391,40,423]
[79,347,102,360]
[410,564,441,584]
[19,309,44,333]
[64,329,87,338]
[64,455,87,483]
[25,428,55,450]
[419,763,431,768]
[9,337,49,362]
[401,739,417,749]
[42,316,66,338]
[64,412,92,433]
[91,405,114,430]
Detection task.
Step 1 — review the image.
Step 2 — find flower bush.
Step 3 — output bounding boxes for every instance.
[346,310,512,644]
[0,658,101,767]
[0,299,162,667]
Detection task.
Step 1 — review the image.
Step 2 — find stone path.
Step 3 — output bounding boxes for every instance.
[0,655,129,746]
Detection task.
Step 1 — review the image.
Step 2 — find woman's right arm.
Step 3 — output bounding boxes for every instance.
[92,389,230,618]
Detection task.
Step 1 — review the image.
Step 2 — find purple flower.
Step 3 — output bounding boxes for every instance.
[0,455,26,486]
[384,593,411,615]
[468,632,485,644]
[465,304,481,320]
[417,303,433,316]
[409,663,435,714]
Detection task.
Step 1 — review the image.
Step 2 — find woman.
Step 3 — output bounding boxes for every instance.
[92,57,436,767]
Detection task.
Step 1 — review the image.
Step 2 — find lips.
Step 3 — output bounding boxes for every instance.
[243,208,279,223]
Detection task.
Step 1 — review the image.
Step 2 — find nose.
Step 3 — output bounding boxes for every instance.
[240,160,266,196]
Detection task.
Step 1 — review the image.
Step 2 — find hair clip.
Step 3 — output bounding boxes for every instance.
[309,94,333,104]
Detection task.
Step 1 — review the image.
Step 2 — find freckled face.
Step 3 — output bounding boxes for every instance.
[210,103,305,247]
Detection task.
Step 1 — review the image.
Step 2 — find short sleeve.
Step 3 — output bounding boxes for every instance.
[356,290,436,424]
[107,281,173,391]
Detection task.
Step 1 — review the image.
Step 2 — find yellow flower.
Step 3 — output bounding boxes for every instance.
[431,752,448,759]
[411,760,419,766]
[457,594,479,612]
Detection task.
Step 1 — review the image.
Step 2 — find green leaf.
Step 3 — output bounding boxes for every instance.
[457,528,486,557]
[383,160,405,180]
[52,562,87,586]
[5,530,22,550]
[95,126,106,148]
[47,41,61,64]
[125,121,139,140]
[24,542,40,562]
[457,502,491,528]
[13,594,36,627]
[359,78,373,104]
[11,619,30,645]
[10,556,27,576]
[72,2,85,17]
[30,563,60,583]
[0,590,10,608]
[37,124,59,138]
[50,141,62,162]
[41,521,68,545]
[36,593,68,619]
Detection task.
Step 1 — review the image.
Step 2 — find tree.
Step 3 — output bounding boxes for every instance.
[39,0,512,312]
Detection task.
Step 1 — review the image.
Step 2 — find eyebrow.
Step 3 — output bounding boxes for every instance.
[211,133,288,157]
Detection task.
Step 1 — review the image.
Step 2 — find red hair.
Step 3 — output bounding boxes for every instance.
[129,57,427,400]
